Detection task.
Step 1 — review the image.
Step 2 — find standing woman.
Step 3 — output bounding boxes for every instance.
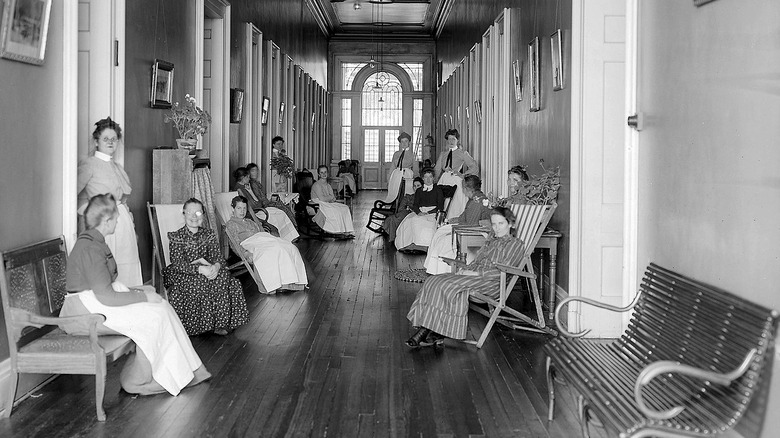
[433,129,479,220]
[77,117,143,287]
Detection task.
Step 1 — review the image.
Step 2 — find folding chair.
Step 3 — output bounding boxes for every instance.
[147,203,185,298]
[449,202,558,348]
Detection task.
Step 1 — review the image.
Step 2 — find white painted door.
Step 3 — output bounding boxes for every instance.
[77,0,125,163]
[569,0,628,337]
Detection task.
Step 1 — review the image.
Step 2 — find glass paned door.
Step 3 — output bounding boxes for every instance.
[361,127,399,189]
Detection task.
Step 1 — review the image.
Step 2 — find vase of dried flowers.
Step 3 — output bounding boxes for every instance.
[164,94,212,151]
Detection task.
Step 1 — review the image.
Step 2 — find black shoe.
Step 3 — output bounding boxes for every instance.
[405,328,430,348]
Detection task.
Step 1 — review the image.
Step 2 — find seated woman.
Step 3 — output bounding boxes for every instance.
[394,168,444,251]
[163,198,249,336]
[61,194,211,396]
[226,195,308,293]
[245,162,298,227]
[310,164,355,236]
[424,175,492,274]
[234,167,300,242]
[384,177,423,242]
[405,206,525,347]
[506,165,530,205]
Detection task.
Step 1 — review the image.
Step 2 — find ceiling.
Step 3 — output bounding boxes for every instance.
[311,0,451,39]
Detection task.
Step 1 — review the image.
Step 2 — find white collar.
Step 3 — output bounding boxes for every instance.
[94,151,112,162]
[423,184,433,191]
[449,147,458,151]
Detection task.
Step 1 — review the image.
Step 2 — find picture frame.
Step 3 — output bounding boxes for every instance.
[150,59,174,108]
[0,0,52,65]
[230,88,244,123]
[473,100,482,124]
[528,37,541,112]
[261,96,270,125]
[550,29,564,91]
[310,112,316,132]
[278,102,285,124]
[512,59,523,101]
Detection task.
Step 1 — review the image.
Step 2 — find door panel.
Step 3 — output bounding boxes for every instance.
[361,128,399,189]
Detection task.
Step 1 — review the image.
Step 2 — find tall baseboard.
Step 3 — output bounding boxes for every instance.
[0,359,57,417]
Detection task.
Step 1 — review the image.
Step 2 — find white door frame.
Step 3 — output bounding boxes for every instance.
[623,0,640,318]
[197,0,231,191]
[63,0,79,248]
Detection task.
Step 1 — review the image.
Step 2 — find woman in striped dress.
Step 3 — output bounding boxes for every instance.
[405,206,525,347]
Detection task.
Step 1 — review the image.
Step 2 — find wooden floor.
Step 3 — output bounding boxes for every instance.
[0,192,602,438]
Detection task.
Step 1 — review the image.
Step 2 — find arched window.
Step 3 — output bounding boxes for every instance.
[361,71,403,127]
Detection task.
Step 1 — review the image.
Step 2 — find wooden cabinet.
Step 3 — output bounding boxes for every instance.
[153,149,192,204]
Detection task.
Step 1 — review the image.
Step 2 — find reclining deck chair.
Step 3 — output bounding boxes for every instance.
[446,202,558,347]
[147,203,186,298]
[213,192,305,294]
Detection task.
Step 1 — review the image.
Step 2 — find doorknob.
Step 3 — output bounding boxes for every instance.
[627,112,644,131]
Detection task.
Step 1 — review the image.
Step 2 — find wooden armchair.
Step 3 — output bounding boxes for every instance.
[0,237,135,421]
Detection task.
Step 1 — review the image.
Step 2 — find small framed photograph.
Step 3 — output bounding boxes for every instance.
[230,88,244,123]
[261,96,270,125]
[528,37,541,112]
[513,59,523,101]
[311,112,316,131]
[150,59,174,108]
[473,100,482,124]
[550,29,564,91]
[0,0,53,65]
[278,102,285,124]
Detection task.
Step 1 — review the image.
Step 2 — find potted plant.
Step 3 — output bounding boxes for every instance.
[270,148,295,192]
[517,159,561,205]
[164,94,212,150]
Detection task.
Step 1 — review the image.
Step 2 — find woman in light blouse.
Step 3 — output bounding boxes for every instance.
[77,117,143,287]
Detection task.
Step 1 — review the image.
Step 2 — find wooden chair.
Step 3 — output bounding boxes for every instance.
[0,237,135,421]
[293,170,323,236]
[147,202,186,297]
[448,203,558,348]
[213,192,304,294]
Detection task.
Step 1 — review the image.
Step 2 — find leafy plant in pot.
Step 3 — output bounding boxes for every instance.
[518,159,561,205]
[164,94,212,150]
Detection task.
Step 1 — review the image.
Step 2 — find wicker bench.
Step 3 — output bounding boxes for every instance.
[545,263,778,437]
[0,237,135,421]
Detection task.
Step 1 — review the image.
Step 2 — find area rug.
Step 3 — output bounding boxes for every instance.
[394,268,430,283]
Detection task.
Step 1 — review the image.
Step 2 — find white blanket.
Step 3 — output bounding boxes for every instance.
[69,287,202,396]
[264,207,300,241]
[240,233,308,292]
[423,224,456,274]
[384,168,415,203]
[395,213,437,250]
[105,203,143,286]
[312,201,355,234]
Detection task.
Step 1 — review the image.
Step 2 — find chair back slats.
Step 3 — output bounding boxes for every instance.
[511,203,556,257]
[148,204,186,267]
[214,191,237,225]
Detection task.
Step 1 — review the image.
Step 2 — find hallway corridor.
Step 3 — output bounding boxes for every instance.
[0,192,598,438]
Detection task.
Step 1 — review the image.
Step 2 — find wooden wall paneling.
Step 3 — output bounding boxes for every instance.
[250,25,263,166]
[469,44,480,162]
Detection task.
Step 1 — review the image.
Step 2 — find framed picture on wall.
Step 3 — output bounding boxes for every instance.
[261,96,270,125]
[528,37,541,112]
[513,60,523,101]
[150,59,174,108]
[473,100,482,124]
[550,29,564,91]
[278,102,285,124]
[230,88,244,123]
[0,0,52,65]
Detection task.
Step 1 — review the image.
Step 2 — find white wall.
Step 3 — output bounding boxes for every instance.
[636,1,780,436]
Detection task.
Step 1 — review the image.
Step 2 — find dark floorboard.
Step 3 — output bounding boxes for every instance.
[0,191,604,438]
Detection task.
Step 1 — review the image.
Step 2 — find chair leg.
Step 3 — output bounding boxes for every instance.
[3,370,18,418]
[95,360,107,421]
[578,396,592,438]
[546,357,556,421]
[475,304,503,348]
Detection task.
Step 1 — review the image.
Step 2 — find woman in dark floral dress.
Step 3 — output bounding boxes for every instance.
[163,198,249,336]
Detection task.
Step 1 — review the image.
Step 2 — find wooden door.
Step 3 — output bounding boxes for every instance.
[361,127,399,190]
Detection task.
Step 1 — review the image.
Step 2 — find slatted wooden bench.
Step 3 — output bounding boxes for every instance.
[545,263,778,437]
[0,237,135,421]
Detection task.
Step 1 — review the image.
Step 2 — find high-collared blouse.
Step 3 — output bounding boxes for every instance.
[433,147,479,179]
[77,151,132,203]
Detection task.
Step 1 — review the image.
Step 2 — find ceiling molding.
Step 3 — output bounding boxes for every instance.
[306,0,334,37]
[432,0,454,39]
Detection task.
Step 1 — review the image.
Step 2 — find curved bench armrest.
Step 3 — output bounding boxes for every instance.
[554,293,642,338]
[373,199,393,209]
[634,349,757,420]
[24,312,107,346]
